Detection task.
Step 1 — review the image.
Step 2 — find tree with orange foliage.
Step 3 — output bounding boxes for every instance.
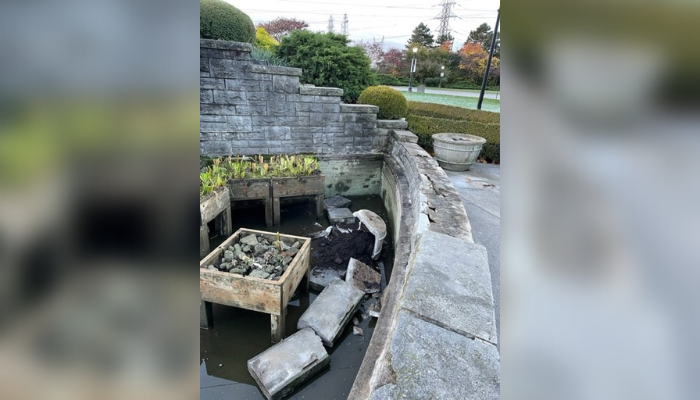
[458,42,499,82]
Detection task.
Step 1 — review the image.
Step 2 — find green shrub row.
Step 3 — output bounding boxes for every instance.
[406,114,500,163]
[374,73,410,86]
[407,101,500,124]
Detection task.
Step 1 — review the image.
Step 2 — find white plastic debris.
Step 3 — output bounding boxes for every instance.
[353,209,387,260]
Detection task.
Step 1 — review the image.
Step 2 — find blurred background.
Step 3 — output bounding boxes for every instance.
[504,1,700,400]
[1,0,700,399]
[0,0,199,399]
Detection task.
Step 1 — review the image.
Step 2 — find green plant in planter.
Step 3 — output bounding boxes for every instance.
[200,158,228,197]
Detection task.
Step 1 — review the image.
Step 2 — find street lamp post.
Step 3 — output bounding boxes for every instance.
[439,65,445,88]
[408,47,418,92]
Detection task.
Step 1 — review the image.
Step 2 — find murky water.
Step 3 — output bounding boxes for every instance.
[201,196,394,400]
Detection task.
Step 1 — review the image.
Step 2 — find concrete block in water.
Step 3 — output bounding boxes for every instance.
[247,328,329,400]
[346,258,381,294]
[309,267,343,292]
[324,195,352,210]
[297,278,364,347]
[327,207,356,225]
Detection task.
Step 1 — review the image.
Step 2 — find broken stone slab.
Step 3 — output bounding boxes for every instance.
[353,210,387,260]
[309,268,343,292]
[346,258,381,294]
[248,327,330,400]
[368,300,381,318]
[297,278,364,347]
[327,207,356,225]
[324,195,352,210]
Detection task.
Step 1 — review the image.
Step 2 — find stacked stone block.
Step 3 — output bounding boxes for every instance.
[200,39,388,156]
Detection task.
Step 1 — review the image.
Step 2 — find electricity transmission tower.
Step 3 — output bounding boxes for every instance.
[436,0,456,42]
[328,15,334,33]
[341,14,349,36]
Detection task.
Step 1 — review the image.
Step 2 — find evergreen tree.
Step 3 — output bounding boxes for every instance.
[466,23,500,58]
[407,23,435,48]
[436,32,454,47]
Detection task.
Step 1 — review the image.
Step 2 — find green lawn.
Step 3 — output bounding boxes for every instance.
[401,92,500,113]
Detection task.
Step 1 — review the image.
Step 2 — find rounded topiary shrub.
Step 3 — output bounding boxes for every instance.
[200,0,255,43]
[357,86,408,119]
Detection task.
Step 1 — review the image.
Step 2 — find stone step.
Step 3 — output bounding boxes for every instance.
[346,258,381,294]
[297,278,365,347]
[327,207,356,225]
[247,328,330,400]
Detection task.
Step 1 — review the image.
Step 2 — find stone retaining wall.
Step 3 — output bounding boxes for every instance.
[200,39,387,156]
[350,130,499,399]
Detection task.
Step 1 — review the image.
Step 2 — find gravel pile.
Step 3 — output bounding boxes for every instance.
[202,234,302,281]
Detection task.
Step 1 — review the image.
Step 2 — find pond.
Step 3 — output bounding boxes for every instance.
[200,195,394,399]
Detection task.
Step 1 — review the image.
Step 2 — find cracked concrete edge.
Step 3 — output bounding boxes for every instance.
[349,131,492,399]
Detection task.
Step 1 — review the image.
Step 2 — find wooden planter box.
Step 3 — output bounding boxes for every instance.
[227,178,273,227]
[271,174,325,225]
[199,228,311,343]
[200,188,231,259]
[200,187,230,224]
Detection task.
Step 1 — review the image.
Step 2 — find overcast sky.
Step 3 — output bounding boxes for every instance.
[228,0,500,50]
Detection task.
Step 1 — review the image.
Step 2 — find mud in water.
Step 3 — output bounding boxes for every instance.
[311,229,376,274]
[200,195,394,400]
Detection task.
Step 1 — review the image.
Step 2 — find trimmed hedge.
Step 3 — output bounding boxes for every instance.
[375,73,410,86]
[408,101,500,124]
[358,86,408,119]
[200,0,255,43]
[406,103,500,163]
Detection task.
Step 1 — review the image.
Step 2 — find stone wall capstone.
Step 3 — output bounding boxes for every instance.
[200,39,387,156]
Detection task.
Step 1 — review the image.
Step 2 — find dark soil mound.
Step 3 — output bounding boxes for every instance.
[310,229,376,272]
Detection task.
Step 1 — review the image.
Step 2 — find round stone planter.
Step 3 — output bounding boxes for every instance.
[433,133,487,171]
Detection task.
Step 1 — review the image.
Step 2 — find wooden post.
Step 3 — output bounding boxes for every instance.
[200,300,214,329]
[264,199,273,227]
[215,206,232,237]
[200,225,210,259]
[273,197,281,226]
[271,311,285,343]
[316,194,324,219]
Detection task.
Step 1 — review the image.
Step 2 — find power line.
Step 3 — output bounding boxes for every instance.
[341,14,349,36]
[436,0,456,41]
[274,0,439,9]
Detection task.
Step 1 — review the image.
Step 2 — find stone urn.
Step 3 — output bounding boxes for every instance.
[432,133,486,171]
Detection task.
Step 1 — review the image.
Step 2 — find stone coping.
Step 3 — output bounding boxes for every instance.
[340,104,380,114]
[348,130,498,399]
[299,86,344,96]
[200,39,252,52]
[249,63,303,76]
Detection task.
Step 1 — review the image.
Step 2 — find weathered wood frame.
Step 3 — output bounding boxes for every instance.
[200,188,232,258]
[199,228,311,343]
[271,175,325,226]
[227,178,273,227]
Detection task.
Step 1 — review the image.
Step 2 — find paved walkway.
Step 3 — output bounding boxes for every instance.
[390,86,500,99]
[444,163,500,348]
